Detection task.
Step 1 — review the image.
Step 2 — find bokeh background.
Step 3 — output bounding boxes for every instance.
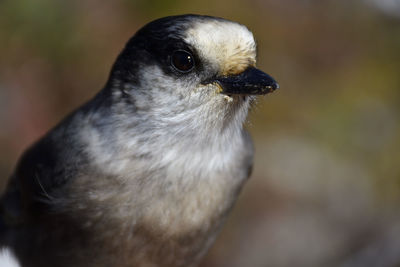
[1,0,400,266]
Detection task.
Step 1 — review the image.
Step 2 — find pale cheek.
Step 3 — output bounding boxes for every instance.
[195,83,221,95]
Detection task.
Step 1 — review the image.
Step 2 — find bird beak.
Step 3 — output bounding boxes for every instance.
[215,67,279,95]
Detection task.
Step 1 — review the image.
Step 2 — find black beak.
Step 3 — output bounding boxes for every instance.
[215,67,279,95]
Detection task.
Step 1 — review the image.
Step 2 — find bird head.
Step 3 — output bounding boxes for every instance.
[105,15,278,134]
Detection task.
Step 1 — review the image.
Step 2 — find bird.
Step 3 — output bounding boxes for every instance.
[0,14,278,267]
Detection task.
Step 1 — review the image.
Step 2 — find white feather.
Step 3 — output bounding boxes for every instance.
[0,248,20,267]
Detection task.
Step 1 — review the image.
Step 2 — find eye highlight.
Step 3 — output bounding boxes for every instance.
[171,50,195,73]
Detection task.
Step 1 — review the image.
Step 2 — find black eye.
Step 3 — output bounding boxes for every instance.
[171,50,194,72]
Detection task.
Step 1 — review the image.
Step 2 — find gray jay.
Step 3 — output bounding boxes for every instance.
[0,14,278,267]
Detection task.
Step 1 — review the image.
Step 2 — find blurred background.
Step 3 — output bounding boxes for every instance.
[1,0,400,266]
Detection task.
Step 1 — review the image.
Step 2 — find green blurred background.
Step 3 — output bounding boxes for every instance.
[1,0,400,266]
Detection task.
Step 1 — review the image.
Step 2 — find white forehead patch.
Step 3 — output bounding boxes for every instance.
[184,19,257,76]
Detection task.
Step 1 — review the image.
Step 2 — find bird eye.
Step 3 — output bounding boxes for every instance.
[171,50,194,73]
